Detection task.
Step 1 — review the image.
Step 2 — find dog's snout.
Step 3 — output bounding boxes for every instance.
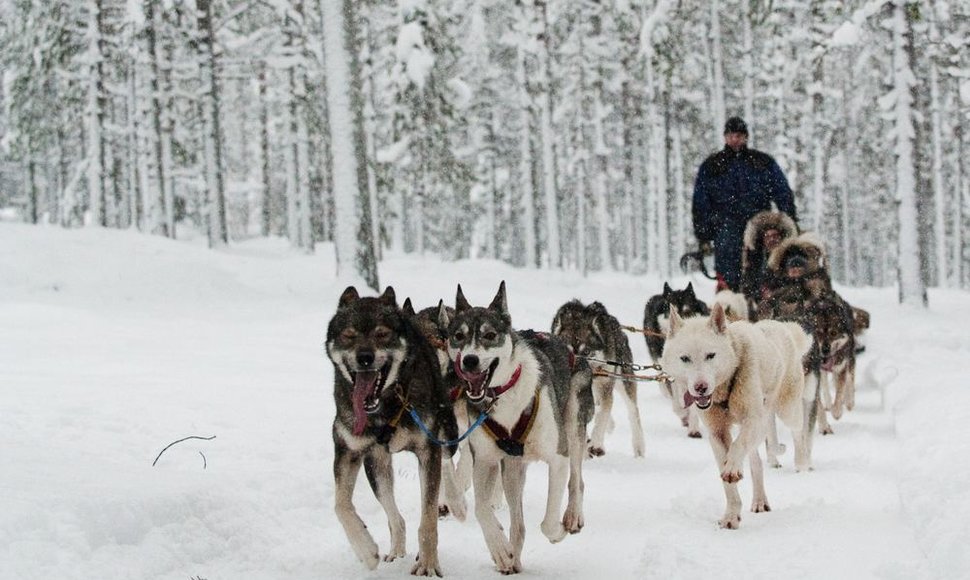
[462,354,480,371]
[694,382,709,395]
[356,350,376,368]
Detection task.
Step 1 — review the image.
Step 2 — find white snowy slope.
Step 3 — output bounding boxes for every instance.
[1,223,967,580]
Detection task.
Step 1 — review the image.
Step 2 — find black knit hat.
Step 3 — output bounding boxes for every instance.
[724,116,748,135]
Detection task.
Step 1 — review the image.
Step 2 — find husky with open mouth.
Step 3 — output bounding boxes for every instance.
[660,303,812,529]
[446,282,592,575]
[325,286,463,576]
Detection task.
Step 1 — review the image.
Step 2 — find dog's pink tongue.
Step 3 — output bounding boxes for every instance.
[464,372,488,398]
[352,372,379,436]
[683,391,697,408]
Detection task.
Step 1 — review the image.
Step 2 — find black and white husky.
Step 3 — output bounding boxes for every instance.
[643,282,710,438]
[551,299,645,458]
[446,282,592,575]
[325,286,463,576]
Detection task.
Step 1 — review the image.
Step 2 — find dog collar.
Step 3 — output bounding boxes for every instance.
[489,365,523,398]
[453,354,522,401]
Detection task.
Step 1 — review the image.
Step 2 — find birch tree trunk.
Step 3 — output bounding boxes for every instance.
[840,59,854,284]
[145,0,171,237]
[741,0,755,143]
[127,59,144,231]
[296,72,313,252]
[811,58,825,233]
[954,121,965,287]
[538,1,560,269]
[197,0,228,247]
[709,0,726,140]
[673,125,687,261]
[258,64,272,237]
[516,46,537,268]
[891,1,926,306]
[285,67,300,247]
[928,16,946,286]
[593,96,612,272]
[320,0,379,289]
[85,0,107,227]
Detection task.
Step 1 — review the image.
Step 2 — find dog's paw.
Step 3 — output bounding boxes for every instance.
[411,556,442,577]
[633,441,645,458]
[383,540,407,563]
[497,560,522,575]
[438,498,467,522]
[359,549,380,570]
[718,514,741,529]
[489,544,517,574]
[751,499,771,513]
[820,425,834,435]
[541,520,568,544]
[688,430,702,439]
[586,445,606,458]
[720,469,743,483]
[767,457,782,469]
[562,508,585,534]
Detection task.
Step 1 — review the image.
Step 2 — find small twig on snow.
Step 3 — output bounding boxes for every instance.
[153,435,217,467]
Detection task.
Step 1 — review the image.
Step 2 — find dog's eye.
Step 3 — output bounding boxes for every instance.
[482,331,497,341]
[705,353,716,360]
[680,355,691,363]
[340,328,358,341]
[374,326,392,341]
[453,332,465,342]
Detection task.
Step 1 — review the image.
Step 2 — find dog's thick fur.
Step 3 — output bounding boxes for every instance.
[765,232,832,299]
[552,300,645,458]
[644,282,710,437]
[447,282,592,574]
[326,286,463,576]
[660,303,813,529]
[712,289,750,322]
[740,210,798,301]
[403,297,489,517]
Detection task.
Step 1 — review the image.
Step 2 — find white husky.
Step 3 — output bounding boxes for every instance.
[660,303,812,529]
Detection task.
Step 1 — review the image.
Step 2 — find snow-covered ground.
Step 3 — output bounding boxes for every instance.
[1,223,968,579]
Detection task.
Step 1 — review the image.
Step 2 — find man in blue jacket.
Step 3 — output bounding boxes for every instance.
[692,116,797,291]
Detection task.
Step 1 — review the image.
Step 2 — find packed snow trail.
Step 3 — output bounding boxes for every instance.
[2,224,963,579]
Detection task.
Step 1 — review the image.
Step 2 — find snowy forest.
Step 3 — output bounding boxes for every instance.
[1,0,969,300]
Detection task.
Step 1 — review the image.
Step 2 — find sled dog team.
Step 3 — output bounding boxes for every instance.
[326,279,864,574]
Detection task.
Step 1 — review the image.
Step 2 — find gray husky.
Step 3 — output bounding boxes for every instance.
[325,286,463,576]
[446,282,593,574]
[551,300,645,458]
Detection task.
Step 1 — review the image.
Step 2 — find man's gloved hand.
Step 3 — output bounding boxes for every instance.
[700,241,714,255]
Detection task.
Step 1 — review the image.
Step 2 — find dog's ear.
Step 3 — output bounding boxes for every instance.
[663,282,673,297]
[437,299,451,328]
[685,282,695,297]
[455,284,471,312]
[379,286,397,307]
[402,297,415,316]
[668,308,683,337]
[709,302,728,334]
[551,311,563,335]
[488,281,508,316]
[339,286,359,307]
